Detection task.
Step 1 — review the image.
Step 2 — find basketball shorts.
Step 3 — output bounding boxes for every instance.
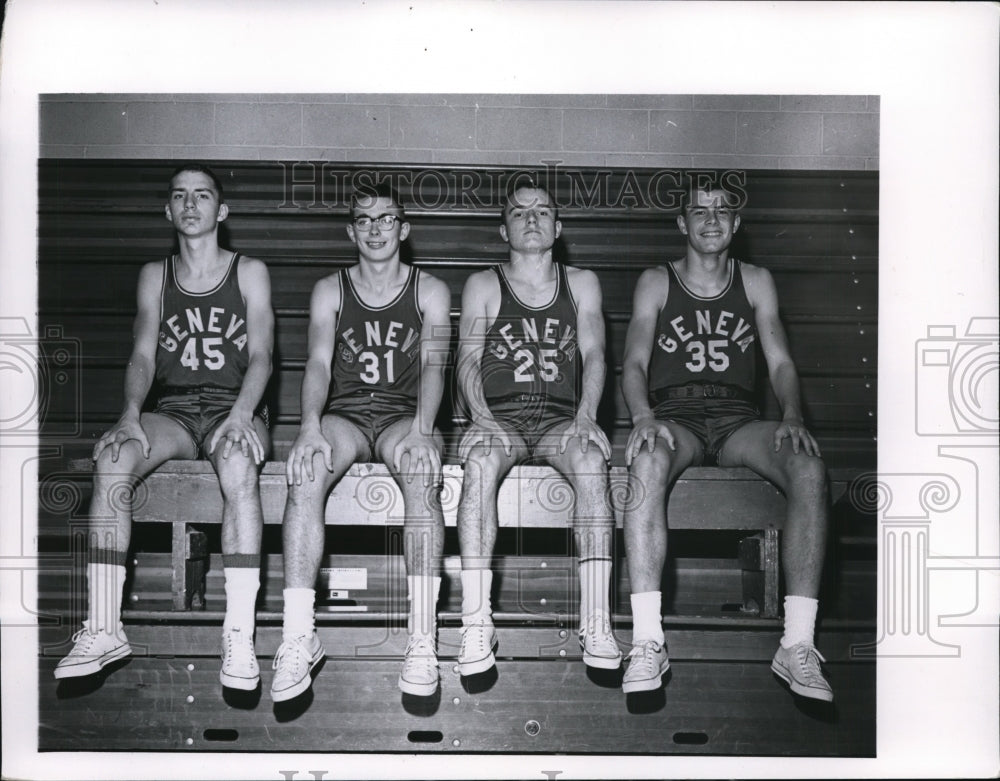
[650,383,759,463]
[154,386,270,455]
[486,393,577,455]
[325,390,417,454]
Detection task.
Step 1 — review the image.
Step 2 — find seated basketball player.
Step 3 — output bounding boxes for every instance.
[272,183,451,701]
[455,181,621,676]
[620,178,832,701]
[56,164,274,693]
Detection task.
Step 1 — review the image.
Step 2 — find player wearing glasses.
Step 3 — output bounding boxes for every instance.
[272,183,451,701]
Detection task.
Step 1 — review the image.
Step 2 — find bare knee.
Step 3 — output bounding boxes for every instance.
[461,450,506,496]
[628,446,675,498]
[215,454,261,501]
[784,453,828,497]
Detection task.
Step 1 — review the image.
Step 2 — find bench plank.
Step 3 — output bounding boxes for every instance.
[67,460,851,531]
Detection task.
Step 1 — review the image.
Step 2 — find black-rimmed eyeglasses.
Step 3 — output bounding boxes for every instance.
[353,214,401,231]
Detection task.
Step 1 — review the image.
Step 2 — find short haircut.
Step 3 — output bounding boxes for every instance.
[502,178,557,220]
[351,181,404,216]
[169,163,224,202]
[678,172,743,213]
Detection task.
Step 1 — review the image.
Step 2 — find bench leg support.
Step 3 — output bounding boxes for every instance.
[738,528,781,619]
[171,523,208,611]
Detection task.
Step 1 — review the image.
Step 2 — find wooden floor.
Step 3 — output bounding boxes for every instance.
[36,527,876,756]
[39,619,874,755]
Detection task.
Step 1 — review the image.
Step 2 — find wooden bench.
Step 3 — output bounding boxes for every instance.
[43,160,874,622]
[68,458,859,619]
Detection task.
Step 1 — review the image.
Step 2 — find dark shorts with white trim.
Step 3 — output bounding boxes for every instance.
[154,385,270,454]
[325,390,417,455]
[650,382,759,463]
[487,393,577,455]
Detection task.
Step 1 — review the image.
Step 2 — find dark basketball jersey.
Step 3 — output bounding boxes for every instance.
[155,253,249,390]
[481,264,579,413]
[327,266,422,407]
[648,259,758,396]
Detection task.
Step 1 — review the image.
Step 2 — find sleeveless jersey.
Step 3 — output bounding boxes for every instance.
[648,259,758,395]
[327,266,422,406]
[155,253,249,390]
[481,263,579,411]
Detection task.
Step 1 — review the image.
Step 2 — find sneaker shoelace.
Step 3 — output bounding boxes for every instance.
[272,637,310,675]
[581,613,615,649]
[403,638,437,676]
[794,645,828,684]
[223,630,254,664]
[67,627,99,655]
[625,640,663,673]
[460,625,493,656]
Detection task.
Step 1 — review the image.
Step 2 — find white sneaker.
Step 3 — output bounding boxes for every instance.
[54,622,131,679]
[771,642,834,702]
[220,627,260,690]
[578,611,623,669]
[622,639,670,694]
[458,622,498,676]
[270,633,324,702]
[398,635,439,696]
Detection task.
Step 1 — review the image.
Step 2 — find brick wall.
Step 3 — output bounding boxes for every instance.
[40,94,878,169]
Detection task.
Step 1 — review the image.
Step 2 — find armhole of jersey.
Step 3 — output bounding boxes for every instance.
[413,267,424,326]
[334,269,346,335]
[159,256,170,322]
[735,260,754,309]
[492,264,506,294]
[230,251,244,300]
[562,264,579,316]
[662,263,675,312]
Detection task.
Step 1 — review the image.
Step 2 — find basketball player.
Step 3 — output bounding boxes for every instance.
[271,183,451,701]
[454,182,621,677]
[56,165,275,694]
[620,180,832,701]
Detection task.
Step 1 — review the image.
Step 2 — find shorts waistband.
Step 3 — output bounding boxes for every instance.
[159,385,240,396]
[651,383,755,404]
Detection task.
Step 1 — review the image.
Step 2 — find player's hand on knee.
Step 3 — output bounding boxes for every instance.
[774,418,821,457]
[625,416,674,466]
[562,414,612,462]
[459,421,513,462]
[393,430,442,487]
[94,416,150,462]
[286,426,333,485]
[209,412,265,464]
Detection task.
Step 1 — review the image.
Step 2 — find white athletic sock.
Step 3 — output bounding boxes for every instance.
[578,557,612,622]
[460,569,493,626]
[780,595,819,648]
[630,591,664,645]
[407,575,442,638]
[222,568,260,635]
[87,562,126,635]
[282,587,316,641]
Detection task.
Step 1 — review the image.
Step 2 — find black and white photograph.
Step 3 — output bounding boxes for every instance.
[1,2,997,779]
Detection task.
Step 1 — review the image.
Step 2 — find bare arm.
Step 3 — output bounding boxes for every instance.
[563,268,611,460]
[92,261,162,461]
[456,271,515,459]
[745,264,820,456]
[392,272,451,484]
[209,257,274,462]
[456,271,497,427]
[286,275,341,484]
[620,267,676,463]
